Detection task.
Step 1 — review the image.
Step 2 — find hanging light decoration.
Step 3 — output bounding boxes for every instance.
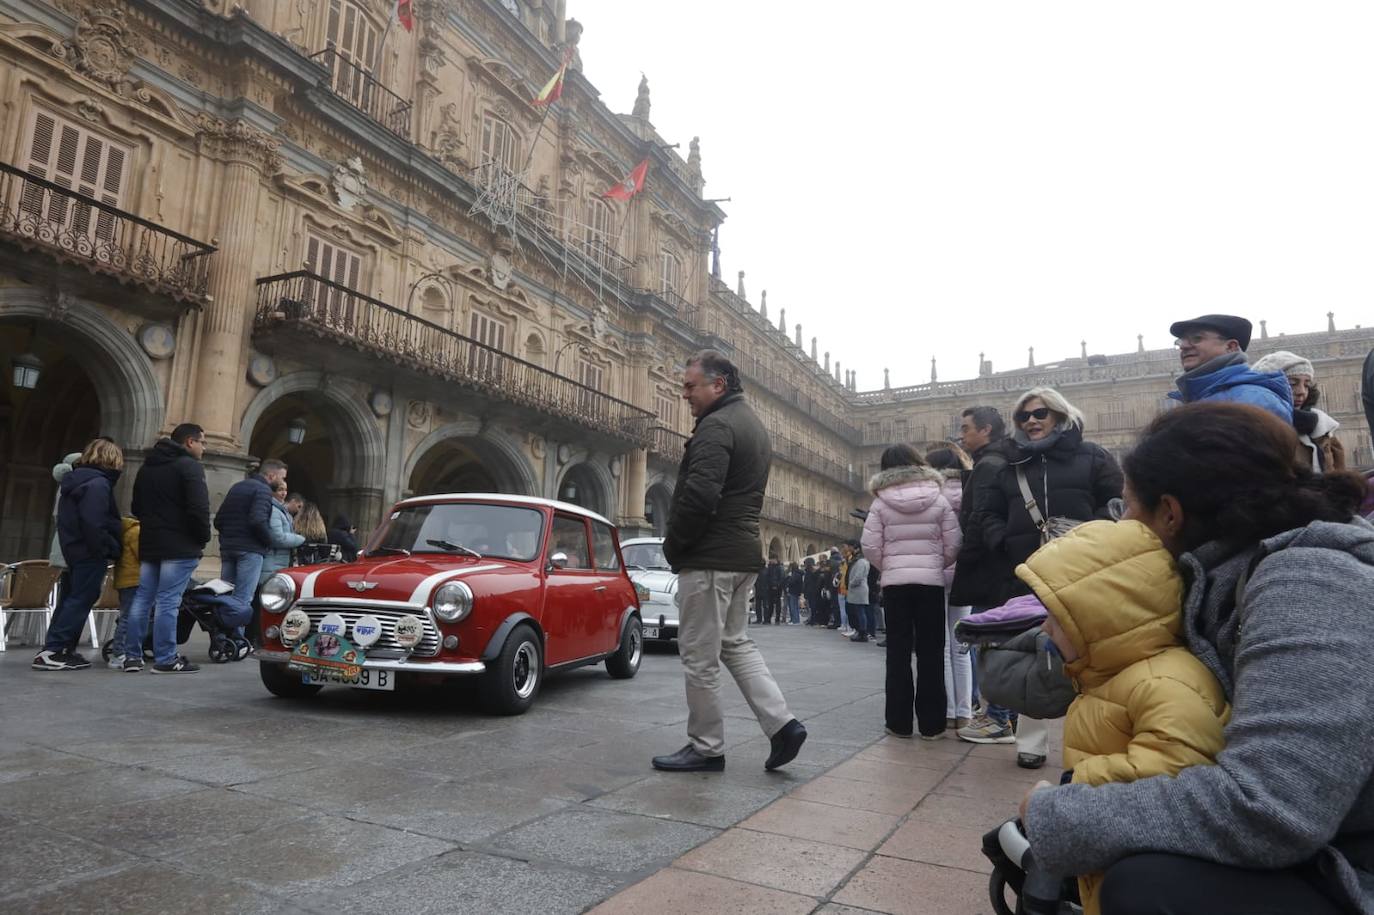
[286,417,308,445]
[11,352,42,390]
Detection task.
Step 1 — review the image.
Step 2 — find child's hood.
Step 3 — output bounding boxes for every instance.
[1015,520,1183,688]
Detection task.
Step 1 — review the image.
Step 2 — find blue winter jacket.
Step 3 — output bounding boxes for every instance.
[214,475,275,555]
[1169,362,1293,422]
[261,501,305,583]
[57,465,123,564]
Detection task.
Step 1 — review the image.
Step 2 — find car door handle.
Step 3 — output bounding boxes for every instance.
[594,586,608,591]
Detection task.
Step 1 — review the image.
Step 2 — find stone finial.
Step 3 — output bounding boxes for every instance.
[795,323,802,347]
[835,360,841,382]
[687,136,701,172]
[632,73,650,119]
[1081,340,1088,359]
[736,270,745,298]
[811,337,818,361]
[759,290,768,319]
[710,226,721,279]
[778,306,786,333]
[978,352,985,376]
[824,351,830,372]
[1137,334,1145,354]
[1028,346,1035,368]
[883,367,890,389]
[1328,311,1336,332]
[930,357,937,382]
[1260,319,1268,339]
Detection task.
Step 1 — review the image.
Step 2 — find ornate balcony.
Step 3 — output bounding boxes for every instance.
[0,161,214,307]
[773,432,861,491]
[311,48,413,140]
[253,271,655,445]
[762,496,859,542]
[648,425,687,462]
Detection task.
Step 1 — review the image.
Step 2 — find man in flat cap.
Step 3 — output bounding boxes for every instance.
[1167,314,1292,421]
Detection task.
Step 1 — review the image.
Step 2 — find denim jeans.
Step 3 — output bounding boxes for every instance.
[44,558,107,652]
[848,602,871,636]
[125,558,199,665]
[219,551,265,638]
[111,586,137,657]
[837,594,848,630]
[785,593,801,624]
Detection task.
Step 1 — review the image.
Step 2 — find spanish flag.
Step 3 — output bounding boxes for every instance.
[533,61,567,107]
[603,158,649,201]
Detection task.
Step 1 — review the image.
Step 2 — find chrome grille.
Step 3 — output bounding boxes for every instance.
[294,602,440,657]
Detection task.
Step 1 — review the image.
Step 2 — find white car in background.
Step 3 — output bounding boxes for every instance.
[622,537,678,642]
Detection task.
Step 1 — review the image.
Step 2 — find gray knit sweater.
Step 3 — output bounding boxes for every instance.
[1026,519,1374,914]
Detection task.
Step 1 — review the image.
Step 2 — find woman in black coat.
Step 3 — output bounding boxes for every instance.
[34,437,124,671]
[969,386,1122,768]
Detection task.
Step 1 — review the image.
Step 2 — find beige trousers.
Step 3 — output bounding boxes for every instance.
[676,569,793,756]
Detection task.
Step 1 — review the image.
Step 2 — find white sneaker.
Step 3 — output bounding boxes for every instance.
[107,654,126,670]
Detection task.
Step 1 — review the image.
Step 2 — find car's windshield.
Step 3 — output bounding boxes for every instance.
[371,503,543,561]
[623,542,670,570]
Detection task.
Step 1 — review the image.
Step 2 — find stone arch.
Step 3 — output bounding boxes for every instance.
[767,536,784,561]
[644,479,674,537]
[556,458,615,518]
[523,331,546,366]
[404,420,538,497]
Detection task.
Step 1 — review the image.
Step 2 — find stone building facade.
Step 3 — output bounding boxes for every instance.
[0,0,862,563]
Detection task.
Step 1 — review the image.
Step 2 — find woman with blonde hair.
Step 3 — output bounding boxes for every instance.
[293,501,338,564]
[34,437,124,671]
[963,386,1122,766]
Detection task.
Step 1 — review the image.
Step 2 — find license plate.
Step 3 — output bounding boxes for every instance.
[643,627,659,639]
[304,667,394,691]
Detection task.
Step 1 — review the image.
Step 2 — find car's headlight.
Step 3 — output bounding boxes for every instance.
[432,580,474,622]
[260,573,296,613]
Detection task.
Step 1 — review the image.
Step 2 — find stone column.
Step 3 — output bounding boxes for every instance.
[618,342,653,536]
[191,119,281,446]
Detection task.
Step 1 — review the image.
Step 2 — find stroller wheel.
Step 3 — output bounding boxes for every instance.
[101,638,114,662]
[208,634,233,664]
[233,639,252,662]
[989,870,1017,915]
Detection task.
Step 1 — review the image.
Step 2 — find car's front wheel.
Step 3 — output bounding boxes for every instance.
[606,616,642,679]
[259,662,323,699]
[480,624,542,715]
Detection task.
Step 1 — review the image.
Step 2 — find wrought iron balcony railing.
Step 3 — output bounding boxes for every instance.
[254,271,655,444]
[648,425,687,461]
[735,352,860,440]
[773,432,860,491]
[0,161,215,304]
[762,496,859,541]
[311,48,413,139]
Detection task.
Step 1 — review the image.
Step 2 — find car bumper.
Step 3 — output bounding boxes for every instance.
[641,607,679,640]
[256,649,486,675]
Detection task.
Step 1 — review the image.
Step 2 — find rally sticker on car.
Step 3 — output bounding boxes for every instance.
[288,632,364,681]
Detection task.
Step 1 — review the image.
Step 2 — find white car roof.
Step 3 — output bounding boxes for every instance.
[621,537,665,546]
[393,492,615,527]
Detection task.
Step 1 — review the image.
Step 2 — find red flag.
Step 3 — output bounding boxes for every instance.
[533,62,567,106]
[603,158,648,201]
[395,0,414,32]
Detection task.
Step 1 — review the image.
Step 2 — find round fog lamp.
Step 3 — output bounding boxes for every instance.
[394,614,424,650]
[318,612,346,638]
[264,625,281,642]
[352,615,383,648]
[280,608,311,644]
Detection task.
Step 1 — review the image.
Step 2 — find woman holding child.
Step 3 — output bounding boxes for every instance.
[1020,402,1374,915]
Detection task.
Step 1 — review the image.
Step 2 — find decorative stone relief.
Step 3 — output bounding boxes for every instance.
[488,252,512,291]
[246,352,277,387]
[137,323,175,360]
[528,434,546,459]
[54,8,148,99]
[556,443,572,465]
[331,156,368,212]
[406,400,432,431]
[195,115,283,174]
[610,457,622,478]
[434,103,465,168]
[369,389,394,417]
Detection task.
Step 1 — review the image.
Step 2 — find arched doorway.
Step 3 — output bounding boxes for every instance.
[0,293,163,559]
[806,542,817,556]
[407,427,536,497]
[767,536,783,561]
[644,481,673,537]
[242,375,384,533]
[557,461,612,517]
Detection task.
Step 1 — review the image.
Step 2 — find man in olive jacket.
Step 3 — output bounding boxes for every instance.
[654,350,807,773]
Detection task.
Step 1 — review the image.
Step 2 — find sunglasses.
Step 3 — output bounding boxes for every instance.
[1014,407,1052,423]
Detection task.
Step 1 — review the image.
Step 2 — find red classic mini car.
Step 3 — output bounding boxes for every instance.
[254,494,644,714]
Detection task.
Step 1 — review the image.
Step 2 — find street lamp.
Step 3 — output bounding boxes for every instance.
[11,352,42,390]
[404,271,458,313]
[552,340,589,376]
[287,417,307,445]
[561,481,578,502]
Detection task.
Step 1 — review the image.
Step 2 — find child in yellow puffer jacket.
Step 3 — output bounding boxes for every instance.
[1015,519,1230,915]
[109,517,141,668]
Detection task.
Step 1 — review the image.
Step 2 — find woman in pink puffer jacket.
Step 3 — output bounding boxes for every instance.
[861,444,962,740]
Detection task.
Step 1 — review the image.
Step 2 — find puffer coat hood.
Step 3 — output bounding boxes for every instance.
[1018,519,1230,915]
[861,465,961,588]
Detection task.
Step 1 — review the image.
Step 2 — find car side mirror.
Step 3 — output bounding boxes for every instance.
[548,552,569,571]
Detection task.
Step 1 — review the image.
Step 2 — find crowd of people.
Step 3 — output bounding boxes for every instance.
[33,422,360,674]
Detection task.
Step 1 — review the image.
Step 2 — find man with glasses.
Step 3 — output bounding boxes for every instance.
[1168,314,1292,421]
[653,350,807,773]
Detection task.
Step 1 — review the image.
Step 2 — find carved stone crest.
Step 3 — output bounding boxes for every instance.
[331,156,368,212]
[406,400,432,430]
[54,8,149,100]
[434,103,465,168]
[488,252,512,291]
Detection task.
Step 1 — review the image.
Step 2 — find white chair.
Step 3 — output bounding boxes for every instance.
[0,560,61,651]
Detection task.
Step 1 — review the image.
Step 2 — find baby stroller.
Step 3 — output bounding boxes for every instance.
[179,580,253,663]
[983,819,1082,915]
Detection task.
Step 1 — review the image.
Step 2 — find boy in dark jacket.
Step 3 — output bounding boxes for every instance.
[34,438,124,671]
[124,423,210,674]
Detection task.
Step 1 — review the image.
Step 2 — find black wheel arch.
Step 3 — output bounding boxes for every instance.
[481,612,544,661]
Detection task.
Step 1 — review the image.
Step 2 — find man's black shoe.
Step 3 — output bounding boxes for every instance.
[765,719,807,771]
[652,744,724,772]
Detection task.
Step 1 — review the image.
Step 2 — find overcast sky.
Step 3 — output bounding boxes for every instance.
[570,1,1374,390]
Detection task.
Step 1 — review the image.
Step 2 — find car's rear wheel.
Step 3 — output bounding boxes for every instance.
[480,624,542,715]
[259,661,323,699]
[606,616,642,679]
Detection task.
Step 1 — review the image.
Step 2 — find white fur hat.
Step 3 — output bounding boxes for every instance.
[1251,350,1314,380]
